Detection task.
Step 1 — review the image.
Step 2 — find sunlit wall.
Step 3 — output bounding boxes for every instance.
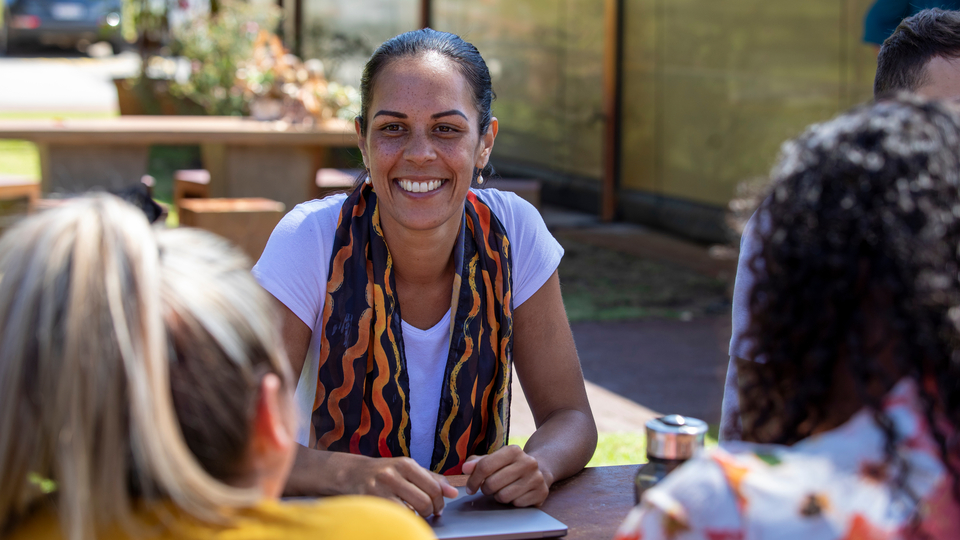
[435,1,605,198]
[618,0,876,240]
[300,0,878,242]
[296,0,418,84]
[437,0,876,241]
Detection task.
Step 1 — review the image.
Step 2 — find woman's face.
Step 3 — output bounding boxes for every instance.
[357,52,497,233]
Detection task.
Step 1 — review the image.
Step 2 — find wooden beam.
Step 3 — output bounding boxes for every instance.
[293,0,303,57]
[601,0,623,222]
[420,0,432,29]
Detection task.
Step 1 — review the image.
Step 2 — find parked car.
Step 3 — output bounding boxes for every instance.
[1,0,122,54]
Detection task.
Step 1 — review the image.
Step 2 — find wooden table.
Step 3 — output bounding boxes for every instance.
[0,116,357,209]
[449,464,638,539]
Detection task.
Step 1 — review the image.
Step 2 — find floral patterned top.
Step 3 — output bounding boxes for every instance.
[614,379,960,540]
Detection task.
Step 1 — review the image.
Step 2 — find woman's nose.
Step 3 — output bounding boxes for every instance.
[403,131,437,165]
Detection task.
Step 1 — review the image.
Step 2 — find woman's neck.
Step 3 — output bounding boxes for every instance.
[378,213,461,330]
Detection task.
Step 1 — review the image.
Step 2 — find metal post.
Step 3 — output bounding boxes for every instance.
[601,0,623,222]
[421,0,432,29]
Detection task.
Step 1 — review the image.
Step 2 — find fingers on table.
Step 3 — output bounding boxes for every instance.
[374,458,448,517]
[466,446,549,507]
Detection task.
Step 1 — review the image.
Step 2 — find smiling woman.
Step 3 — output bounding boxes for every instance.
[252,28,597,516]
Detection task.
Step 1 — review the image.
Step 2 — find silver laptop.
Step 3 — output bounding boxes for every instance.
[428,487,567,540]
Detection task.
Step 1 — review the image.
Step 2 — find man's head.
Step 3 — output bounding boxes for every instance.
[875,8,960,99]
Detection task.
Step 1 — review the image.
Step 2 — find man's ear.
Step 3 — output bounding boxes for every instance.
[355,117,369,168]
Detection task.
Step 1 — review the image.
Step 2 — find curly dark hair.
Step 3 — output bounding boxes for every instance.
[739,96,960,505]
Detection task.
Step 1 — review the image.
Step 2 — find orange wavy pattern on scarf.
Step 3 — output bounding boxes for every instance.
[312,186,513,474]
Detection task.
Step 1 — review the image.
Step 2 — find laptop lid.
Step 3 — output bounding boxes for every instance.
[428,487,567,540]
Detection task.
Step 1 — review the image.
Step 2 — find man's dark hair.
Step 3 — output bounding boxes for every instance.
[875,8,960,96]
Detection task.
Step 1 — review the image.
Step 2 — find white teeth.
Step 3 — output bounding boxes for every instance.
[399,180,442,193]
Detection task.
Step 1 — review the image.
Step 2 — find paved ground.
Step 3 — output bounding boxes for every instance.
[510,316,732,437]
[0,48,138,113]
[511,207,736,436]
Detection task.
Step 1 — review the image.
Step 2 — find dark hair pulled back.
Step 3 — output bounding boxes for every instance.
[357,28,495,139]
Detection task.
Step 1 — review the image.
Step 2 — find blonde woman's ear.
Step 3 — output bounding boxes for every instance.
[249,373,297,498]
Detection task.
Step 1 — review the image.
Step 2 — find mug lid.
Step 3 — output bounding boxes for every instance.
[644,414,708,460]
[647,414,708,435]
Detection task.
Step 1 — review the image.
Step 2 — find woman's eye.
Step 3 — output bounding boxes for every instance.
[383,124,402,132]
[436,125,459,134]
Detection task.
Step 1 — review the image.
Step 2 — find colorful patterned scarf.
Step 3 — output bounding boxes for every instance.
[312,183,513,474]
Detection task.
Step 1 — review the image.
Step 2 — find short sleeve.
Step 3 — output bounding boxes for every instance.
[729,209,765,359]
[474,188,563,308]
[615,455,744,540]
[252,195,346,328]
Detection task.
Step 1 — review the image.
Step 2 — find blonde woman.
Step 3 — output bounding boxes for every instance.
[0,195,434,540]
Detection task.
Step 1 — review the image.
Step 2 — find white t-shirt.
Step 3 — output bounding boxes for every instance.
[253,188,563,467]
[720,208,768,442]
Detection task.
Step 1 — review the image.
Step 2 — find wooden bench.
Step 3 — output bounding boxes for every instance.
[483,178,542,210]
[314,168,361,200]
[178,198,285,263]
[0,177,41,236]
[173,169,211,210]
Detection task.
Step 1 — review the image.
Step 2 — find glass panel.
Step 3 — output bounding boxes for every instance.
[621,0,878,208]
[300,0,418,86]
[435,0,604,184]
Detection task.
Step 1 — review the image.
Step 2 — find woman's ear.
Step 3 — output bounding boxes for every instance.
[476,117,498,169]
[355,117,369,168]
[248,373,296,498]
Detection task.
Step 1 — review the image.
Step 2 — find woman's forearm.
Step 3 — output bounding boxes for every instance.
[284,444,371,496]
[522,407,598,488]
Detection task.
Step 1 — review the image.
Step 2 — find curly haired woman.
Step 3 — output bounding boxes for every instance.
[616,96,960,539]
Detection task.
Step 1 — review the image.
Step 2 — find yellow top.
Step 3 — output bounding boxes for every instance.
[7,496,436,540]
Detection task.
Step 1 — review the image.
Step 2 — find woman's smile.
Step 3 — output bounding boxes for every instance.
[396,178,448,194]
[357,51,495,233]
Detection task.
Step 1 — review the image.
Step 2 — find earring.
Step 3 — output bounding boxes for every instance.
[364,175,371,185]
[477,174,484,185]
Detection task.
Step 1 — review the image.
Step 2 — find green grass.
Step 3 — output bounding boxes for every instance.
[0,111,118,181]
[0,140,40,179]
[509,425,719,468]
[557,238,729,322]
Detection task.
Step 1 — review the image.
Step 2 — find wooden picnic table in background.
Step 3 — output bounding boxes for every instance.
[0,116,357,209]
[448,464,638,539]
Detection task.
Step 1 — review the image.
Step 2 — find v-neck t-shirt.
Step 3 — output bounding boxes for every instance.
[253,188,563,468]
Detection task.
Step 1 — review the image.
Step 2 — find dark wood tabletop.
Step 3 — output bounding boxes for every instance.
[448,464,639,539]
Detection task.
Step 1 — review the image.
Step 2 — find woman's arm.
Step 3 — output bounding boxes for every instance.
[276,300,457,515]
[462,270,597,506]
[278,300,311,380]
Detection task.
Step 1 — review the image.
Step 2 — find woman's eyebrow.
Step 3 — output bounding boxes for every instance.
[374,110,407,118]
[432,110,468,120]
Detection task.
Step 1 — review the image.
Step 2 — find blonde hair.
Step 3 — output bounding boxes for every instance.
[0,195,291,540]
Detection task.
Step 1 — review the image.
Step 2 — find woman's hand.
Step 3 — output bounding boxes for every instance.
[461,445,551,507]
[287,445,458,516]
[344,455,459,517]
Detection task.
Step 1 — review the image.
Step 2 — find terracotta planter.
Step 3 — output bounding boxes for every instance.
[113,78,164,115]
[114,78,146,115]
[157,91,207,116]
